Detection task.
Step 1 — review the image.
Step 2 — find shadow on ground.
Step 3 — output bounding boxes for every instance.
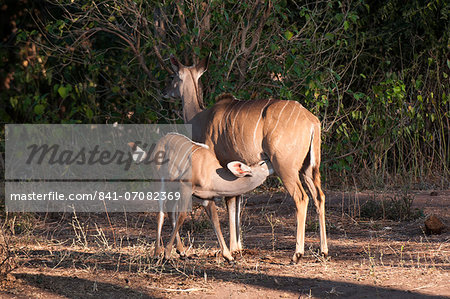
[12,266,448,299]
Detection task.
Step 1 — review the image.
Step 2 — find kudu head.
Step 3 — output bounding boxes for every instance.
[164,54,210,122]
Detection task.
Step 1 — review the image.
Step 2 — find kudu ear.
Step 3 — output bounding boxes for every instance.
[128,142,147,163]
[195,53,210,79]
[227,161,253,178]
[170,55,181,74]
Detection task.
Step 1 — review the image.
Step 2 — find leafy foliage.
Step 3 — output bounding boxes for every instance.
[1,0,448,188]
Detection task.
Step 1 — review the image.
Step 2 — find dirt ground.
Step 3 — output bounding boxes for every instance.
[1,190,449,298]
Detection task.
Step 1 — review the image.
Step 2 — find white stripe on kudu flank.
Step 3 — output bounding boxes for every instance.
[182,145,201,177]
[177,138,191,173]
[176,139,193,178]
[240,102,251,154]
[224,101,239,152]
[163,133,209,179]
[292,108,301,128]
[285,102,296,126]
[168,135,185,177]
[217,101,234,155]
[253,99,272,150]
[165,134,177,177]
[232,101,247,151]
[218,100,234,134]
[270,101,289,135]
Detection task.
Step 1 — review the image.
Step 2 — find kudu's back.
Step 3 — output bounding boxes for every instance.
[153,133,211,182]
[196,94,321,171]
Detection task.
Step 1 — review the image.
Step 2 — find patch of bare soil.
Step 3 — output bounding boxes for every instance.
[1,190,449,298]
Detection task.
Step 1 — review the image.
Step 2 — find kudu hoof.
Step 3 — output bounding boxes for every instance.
[219,252,235,264]
[230,247,244,256]
[225,257,236,265]
[291,252,303,264]
[230,246,243,255]
[163,249,174,261]
[221,255,235,263]
[153,248,164,259]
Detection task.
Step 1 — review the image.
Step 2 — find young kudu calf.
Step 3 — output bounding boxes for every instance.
[130,133,272,261]
[165,56,328,262]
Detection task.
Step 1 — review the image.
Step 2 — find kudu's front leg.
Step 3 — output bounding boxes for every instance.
[236,195,243,251]
[226,196,243,253]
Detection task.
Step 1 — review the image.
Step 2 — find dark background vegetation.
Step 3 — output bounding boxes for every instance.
[1,0,449,189]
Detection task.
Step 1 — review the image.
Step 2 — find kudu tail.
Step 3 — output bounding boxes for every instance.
[309,126,317,169]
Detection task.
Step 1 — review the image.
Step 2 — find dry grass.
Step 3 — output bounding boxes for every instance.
[0,190,449,298]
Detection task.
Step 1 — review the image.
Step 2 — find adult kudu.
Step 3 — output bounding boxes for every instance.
[165,55,328,262]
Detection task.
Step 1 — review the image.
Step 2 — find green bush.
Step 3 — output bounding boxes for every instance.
[1,0,448,188]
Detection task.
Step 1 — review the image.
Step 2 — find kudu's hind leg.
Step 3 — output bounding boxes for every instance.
[302,166,328,256]
[164,212,187,259]
[168,212,186,257]
[286,177,309,263]
[154,211,165,257]
[203,200,234,261]
[272,156,309,263]
[168,183,191,258]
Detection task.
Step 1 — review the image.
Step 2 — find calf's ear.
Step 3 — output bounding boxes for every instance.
[128,142,147,163]
[227,161,252,177]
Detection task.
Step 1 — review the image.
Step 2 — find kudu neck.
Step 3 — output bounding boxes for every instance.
[210,168,269,197]
[183,99,202,123]
[181,76,203,123]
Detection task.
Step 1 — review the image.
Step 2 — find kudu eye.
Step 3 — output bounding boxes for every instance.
[258,161,266,166]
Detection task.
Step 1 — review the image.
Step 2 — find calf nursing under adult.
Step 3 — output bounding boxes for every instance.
[130,133,272,261]
[165,55,328,262]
